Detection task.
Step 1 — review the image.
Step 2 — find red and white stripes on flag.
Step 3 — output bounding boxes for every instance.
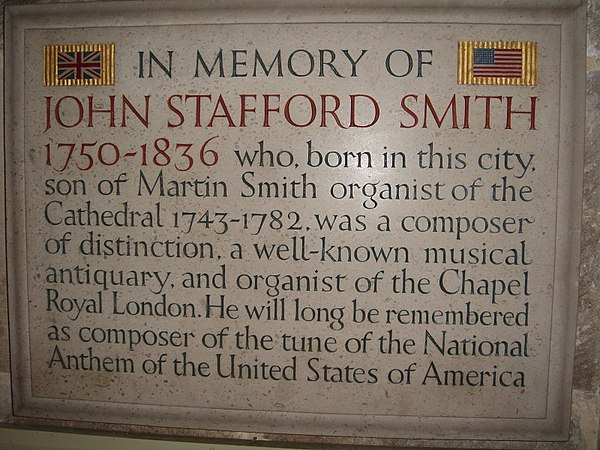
[472,48,523,78]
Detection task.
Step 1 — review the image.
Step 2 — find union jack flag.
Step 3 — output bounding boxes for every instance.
[57,50,102,81]
[45,44,114,86]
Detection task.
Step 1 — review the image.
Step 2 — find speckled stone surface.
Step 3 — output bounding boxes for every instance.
[578,0,600,397]
[0,0,598,449]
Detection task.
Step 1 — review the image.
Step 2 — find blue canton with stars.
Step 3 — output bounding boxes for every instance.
[473,48,495,64]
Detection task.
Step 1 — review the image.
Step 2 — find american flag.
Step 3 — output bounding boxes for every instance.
[472,48,523,78]
[57,50,102,81]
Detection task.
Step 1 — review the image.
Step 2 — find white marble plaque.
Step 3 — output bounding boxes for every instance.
[4,1,585,444]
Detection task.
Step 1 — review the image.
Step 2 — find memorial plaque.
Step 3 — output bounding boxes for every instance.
[4,1,585,444]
